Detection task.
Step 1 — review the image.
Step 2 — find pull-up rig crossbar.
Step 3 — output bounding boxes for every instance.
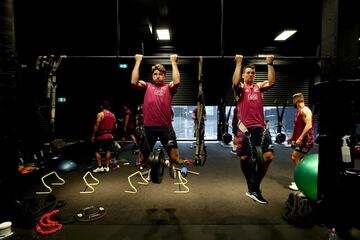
[60,55,328,60]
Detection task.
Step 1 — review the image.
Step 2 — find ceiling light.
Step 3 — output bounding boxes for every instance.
[274,30,297,41]
[148,23,153,34]
[156,29,170,40]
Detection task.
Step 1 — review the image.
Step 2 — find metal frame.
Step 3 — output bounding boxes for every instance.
[61,55,327,60]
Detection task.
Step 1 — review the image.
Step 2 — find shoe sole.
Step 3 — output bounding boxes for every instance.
[245,192,268,204]
[288,185,299,191]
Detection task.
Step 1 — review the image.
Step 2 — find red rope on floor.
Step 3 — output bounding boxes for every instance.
[35,209,63,236]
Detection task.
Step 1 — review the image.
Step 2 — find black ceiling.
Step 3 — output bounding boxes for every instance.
[14,0,322,60]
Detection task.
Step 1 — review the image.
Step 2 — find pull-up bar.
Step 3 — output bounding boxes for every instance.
[61,55,329,60]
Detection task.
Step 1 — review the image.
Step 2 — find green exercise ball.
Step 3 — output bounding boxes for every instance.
[294,153,319,201]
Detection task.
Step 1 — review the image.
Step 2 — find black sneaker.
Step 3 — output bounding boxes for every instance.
[245,191,269,205]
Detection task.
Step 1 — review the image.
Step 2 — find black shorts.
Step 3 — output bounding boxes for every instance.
[125,127,136,136]
[292,144,311,154]
[94,138,114,152]
[232,120,238,136]
[141,125,178,157]
[236,127,273,157]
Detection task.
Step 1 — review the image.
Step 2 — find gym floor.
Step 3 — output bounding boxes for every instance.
[4,142,360,240]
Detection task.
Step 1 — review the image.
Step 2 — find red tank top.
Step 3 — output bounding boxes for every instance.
[292,109,314,147]
[96,111,116,140]
[125,109,135,129]
[236,84,265,129]
[143,82,173,127]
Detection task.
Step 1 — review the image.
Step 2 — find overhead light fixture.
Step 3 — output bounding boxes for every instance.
[156,29,170,40]
[148,24,153,34]
[274,30,297,41]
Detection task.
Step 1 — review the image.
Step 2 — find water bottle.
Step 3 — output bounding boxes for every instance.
[328,228,337,240]
[341,135,351,163]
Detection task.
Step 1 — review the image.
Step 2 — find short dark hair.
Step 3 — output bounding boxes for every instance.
[101,100,110,109]
[243,64,255,72]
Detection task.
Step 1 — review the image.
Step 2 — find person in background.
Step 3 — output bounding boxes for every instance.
[287,93,314,191]
[122,104,138,149]
[135,104,144,130]
[130,54,180,180]
[92,100,117,173]
[232,54,276,205]
[133,103,144,157]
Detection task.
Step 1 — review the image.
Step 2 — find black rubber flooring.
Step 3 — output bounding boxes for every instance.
[2,142,360,240]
